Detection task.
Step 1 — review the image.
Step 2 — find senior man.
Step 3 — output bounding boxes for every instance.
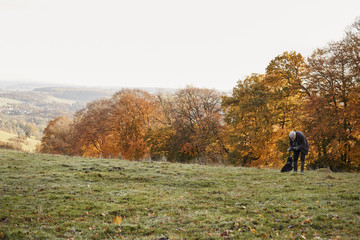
[288,131,309,173]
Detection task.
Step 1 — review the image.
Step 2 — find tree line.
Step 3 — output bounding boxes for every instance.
[39,19,360,171]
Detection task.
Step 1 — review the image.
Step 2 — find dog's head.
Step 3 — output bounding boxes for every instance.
[287,157,293,163]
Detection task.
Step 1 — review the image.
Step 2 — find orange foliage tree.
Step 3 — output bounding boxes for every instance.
[39,116,73,155]
[305,18,360,170]
[109,89,157,160]
[70,89,158,160]
[71,99,115,158]
[222,74,274,166]
[263,51,309,167]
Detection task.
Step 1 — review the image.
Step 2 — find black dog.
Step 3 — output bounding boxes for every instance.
[281,156,293,172]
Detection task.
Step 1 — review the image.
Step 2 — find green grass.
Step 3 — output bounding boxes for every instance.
[0,149,359,239]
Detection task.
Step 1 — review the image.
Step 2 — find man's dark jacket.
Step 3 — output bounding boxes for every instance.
[288,131,309,155]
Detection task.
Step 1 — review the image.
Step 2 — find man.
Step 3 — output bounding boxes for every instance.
[288,131,309,173]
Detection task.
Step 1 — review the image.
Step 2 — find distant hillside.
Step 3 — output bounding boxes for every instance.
[34,87,115,102]
[0,81,56,90]
[0,97,24,106]
[0,91,77,105]
[0,87,104,141]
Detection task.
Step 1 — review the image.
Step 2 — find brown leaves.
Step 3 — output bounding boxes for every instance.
[249,226,257,234]
[304,218,312,224]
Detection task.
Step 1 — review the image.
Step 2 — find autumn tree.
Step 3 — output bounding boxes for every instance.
[145,92,175,160]
[222,74,275,166]
[306,18,360,170]
[65,89,161,160]
[71,99,115,157]
[264,51,309,130]
[170,87,227,163]
[148,87,227,163]
[39,116,73,155]
[109,89,157,160]
[263,51,310,166]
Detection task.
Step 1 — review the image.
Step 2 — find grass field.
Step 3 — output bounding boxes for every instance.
[0,131,16,142]
[0,150,359,239]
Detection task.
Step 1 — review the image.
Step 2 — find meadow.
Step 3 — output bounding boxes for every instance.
[0,149,359,239]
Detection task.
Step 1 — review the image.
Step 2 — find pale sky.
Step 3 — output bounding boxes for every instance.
[0,0,359,91]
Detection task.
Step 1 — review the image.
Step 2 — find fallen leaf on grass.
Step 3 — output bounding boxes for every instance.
[249,226,257,234]
[113,216,122,224]
[220,230,232,237]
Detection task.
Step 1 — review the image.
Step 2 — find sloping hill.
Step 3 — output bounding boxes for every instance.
[0,131,40,152]
[0,87,106,141]
[0,97,24,106]
[0,150,359,239]
[0,130,16,142]
[33,87,115,102]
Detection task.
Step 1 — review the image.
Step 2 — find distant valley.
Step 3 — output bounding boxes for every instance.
[0,81,116,152]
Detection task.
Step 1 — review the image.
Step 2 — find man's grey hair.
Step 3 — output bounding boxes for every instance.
[289,131,296,140]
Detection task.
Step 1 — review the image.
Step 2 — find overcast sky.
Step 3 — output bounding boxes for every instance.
[0,0,359,91]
